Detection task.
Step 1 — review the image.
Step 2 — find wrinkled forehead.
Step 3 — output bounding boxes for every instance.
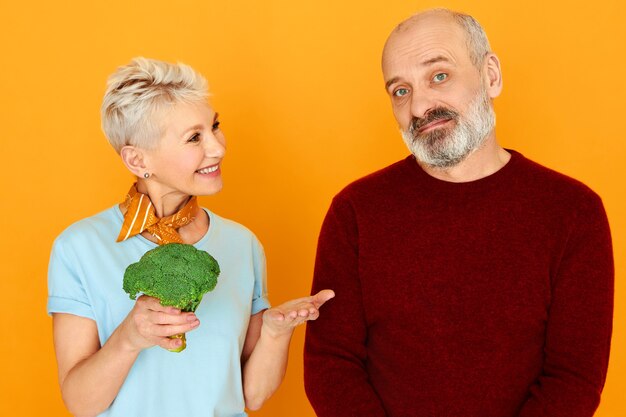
[382,13,471,70]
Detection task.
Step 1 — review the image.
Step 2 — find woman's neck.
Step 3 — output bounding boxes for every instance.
[136,180,189,217]
[118,193,209,245]
[129,180,210,244]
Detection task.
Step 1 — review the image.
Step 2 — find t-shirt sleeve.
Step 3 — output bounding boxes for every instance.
[250,236,270,314]
[47,236,95,320]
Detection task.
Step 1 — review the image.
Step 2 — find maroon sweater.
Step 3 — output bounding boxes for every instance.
[304,151,613,417]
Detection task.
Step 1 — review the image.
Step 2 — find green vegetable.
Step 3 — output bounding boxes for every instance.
[123,243,220,352]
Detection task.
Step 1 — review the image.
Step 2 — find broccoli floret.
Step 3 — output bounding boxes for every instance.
[123,243,220,352]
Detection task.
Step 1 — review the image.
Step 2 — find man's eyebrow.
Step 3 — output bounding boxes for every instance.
[421,56,451,66]
[385,77,400,90]
[384,56,453,90]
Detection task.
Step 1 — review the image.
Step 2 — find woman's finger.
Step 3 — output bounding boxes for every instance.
[265,309,285,322]
[311,289,335,308]
[156,336,185,351]
[150,310,197,326]
[137,295,181,314]
[152,320,200,337]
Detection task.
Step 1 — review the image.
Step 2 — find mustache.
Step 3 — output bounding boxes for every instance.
[409,107,459,134]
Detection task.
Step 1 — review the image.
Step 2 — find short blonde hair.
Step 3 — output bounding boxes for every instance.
[101,57,208,153]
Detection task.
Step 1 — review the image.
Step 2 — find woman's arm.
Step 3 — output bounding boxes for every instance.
[53,296,200,417]
[241,290,335,411]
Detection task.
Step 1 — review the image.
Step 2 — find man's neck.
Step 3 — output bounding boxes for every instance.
[419,136,511,183]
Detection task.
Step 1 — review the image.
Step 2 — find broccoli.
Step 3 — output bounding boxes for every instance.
[123,243,220,352]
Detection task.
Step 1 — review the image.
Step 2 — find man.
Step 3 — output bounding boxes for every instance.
[304,8,613,417]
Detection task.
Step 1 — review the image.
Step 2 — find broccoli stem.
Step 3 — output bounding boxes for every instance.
[168,333,187,353]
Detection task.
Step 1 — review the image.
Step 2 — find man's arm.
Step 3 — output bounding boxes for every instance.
[304,195,387,417]
[518,192,614,417]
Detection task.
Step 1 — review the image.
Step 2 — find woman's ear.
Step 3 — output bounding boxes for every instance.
[120,145,148,178]
[483,53,503,99]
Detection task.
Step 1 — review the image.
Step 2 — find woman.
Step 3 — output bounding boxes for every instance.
[48,57,334,417]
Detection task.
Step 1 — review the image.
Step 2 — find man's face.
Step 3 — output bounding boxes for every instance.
[382,14,496,168]
[401,85,495,168]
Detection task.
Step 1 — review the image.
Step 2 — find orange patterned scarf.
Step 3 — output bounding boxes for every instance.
[116,184,198,245]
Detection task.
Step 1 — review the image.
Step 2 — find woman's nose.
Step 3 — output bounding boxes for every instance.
[204,132,226,158]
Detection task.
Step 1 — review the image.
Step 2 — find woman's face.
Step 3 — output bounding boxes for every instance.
[143,100,226,198]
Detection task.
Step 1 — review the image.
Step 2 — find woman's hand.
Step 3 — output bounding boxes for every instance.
[261,289,335,338]
[52,296,199,416]
[119,295,200,352]
[242,289,335,410]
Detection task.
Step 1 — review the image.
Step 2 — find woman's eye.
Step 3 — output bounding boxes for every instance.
[212,121,220,130]
[188,133,200,143]
[393,88,409,97]
[433,73,448,83]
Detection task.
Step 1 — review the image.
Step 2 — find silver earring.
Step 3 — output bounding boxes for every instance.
[143,173,150,179]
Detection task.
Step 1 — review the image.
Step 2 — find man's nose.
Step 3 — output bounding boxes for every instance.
[409,91,437,120]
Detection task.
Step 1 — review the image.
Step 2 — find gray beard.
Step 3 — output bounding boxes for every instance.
[401,88,496,168]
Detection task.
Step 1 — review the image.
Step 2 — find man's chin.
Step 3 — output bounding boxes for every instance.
[402,129,469,168]
[414,145,472,169]
[423,155,466,169]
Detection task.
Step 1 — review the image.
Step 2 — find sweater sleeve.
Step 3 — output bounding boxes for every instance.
[304,194,387,417]
[518,192,614,417]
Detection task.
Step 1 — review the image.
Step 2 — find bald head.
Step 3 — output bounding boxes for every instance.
[380,7,503,170]
[384,9,491,69]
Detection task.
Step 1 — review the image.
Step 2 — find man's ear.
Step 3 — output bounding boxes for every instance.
[483,53,503,99]
[120,145,148,178]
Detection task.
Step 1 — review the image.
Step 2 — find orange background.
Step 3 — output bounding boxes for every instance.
[0,1,624,416]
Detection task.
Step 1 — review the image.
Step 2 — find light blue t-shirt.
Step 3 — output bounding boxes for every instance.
[47,206,270,417]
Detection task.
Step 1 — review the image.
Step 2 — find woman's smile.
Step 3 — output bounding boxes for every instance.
[196,164,221,176]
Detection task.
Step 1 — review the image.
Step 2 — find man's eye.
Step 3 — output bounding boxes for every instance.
[393,88,409,97]
[212,121,221,130]
[188,133,200,143]
[433,73,448,83]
